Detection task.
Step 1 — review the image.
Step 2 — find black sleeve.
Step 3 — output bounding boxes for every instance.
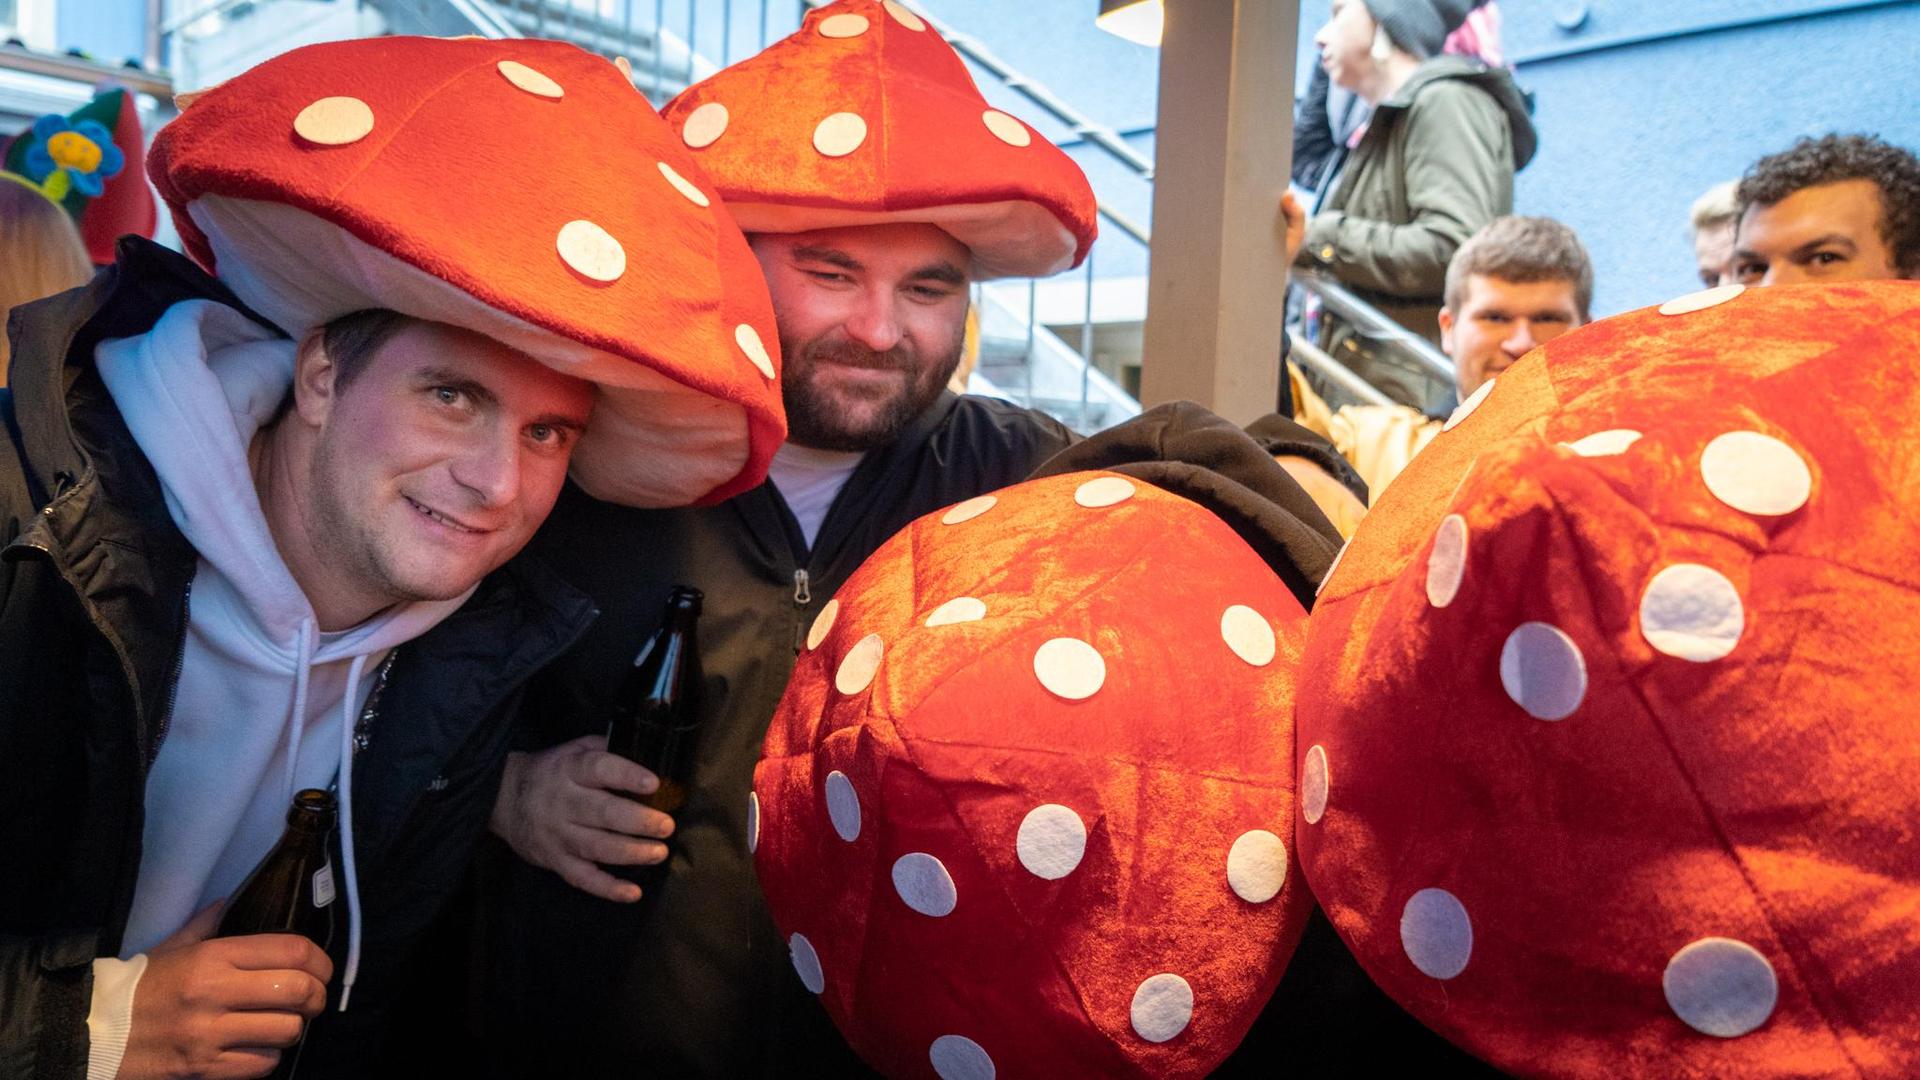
[1242,411,1370,505]
[1027,401,1344,607]
[0,930,96,1080]
[1291,65,1337,190]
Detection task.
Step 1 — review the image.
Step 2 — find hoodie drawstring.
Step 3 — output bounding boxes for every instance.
[336,653,368,1012]
[282,620,315,809]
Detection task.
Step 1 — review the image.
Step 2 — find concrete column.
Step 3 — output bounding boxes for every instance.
[1137,0,1300,425]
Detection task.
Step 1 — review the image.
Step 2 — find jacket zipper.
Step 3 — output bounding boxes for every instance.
[150,579,192,768]
[792,568,811,652]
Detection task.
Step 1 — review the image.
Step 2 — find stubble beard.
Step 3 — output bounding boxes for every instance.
[308,434,451,608]
[781,335,962,452]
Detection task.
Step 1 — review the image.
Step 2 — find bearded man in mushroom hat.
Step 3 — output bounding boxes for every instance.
[0,35,785,1079]
[474,3,1366,1076]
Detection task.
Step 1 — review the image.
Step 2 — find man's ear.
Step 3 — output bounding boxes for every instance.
[1437,307,1456,354]
[291,330,339,428]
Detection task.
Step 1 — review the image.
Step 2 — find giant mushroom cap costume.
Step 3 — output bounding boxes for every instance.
[1298,280,1920,1078]
[149,35,785,507]
[659,0,1096,280]
[753,461,1322,1079]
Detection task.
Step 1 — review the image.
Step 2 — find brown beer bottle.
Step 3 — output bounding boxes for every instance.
[606,584,706,810]
[216,788,338,1079]
[607,586,705,819]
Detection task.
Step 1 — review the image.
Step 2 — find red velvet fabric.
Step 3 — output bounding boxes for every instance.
[1297,281,1920,1078]
[755,471,1313,1079]
[660,0,1097,277]
[147,36,784,506]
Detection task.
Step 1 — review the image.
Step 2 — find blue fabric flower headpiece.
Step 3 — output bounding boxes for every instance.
[18,113,127,201]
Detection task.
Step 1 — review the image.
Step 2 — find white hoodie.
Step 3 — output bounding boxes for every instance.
[84,300,472,1077]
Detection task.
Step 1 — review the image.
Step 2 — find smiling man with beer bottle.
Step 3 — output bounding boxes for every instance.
[0,37,783,1079]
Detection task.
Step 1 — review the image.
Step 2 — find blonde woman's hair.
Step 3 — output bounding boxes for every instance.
[1689,180,1740,234]
[2,179,95,382]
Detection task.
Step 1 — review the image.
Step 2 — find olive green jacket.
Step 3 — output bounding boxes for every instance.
[1297,57,1537,411]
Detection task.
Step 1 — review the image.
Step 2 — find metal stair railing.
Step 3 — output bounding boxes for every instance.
[1289,331,1395,408]
[1290,270,1455,386]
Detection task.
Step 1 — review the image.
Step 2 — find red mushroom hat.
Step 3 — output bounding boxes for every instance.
[752,466,1315,1079]
[660,0,1097,280]
[148,36,784,508]
[1296,281,1920,1078]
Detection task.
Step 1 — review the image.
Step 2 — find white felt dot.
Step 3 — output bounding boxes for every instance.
[926,597,987,627]
[1664,937,1778,1038]
[1564,429,1643,457]
[1660,283,1746,316]
[835,633,885,695]
[656,161,709,207]
[1016,804,1087,880]
[1129,973,1194,1043]
[747,790,760,853]
[735,323,776,379]
[1219,606,1276,666]
[929,1035,994,1080]
[1301,744,1329,824]
[1640,564,1745,662]
[941,494,997,525]
[813,112,868,157]
[982,110,1031,147]
[892,852,957,916]
[1700,431,1812,517]
[1033,637,1105,700]
[788,932,825,994]
[1442,376,1496,432]
[497,60,563,99]
[681,101,729,148]
[1499,622,1587,721]
[883,0,927,31]
[1074,475,1135,507]
[613,55,633,79]
[1425,514,1468,609]
[819,12,869,37]
[293,96,373,146]
[1401,888,1473,979]
[806,599,840,651]
[1226,830,1287,903]
[556,220,625,283]
[824,770,861,842]
[1316,540,1349,596]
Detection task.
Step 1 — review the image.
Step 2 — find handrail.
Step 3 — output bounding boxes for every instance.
[1290,270,1455,384]
[0,44,173,99]
[1289,331,1395,408]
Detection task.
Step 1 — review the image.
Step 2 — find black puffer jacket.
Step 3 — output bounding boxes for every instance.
[0,238,595,1078]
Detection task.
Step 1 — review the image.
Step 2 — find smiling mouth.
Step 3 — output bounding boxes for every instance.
[405,496,484,535]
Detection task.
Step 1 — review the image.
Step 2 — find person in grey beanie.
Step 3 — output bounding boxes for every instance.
[1365,0,1477,59]
[1290,0,1535,415]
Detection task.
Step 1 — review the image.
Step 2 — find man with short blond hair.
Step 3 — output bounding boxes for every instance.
[1292,215,1593,501]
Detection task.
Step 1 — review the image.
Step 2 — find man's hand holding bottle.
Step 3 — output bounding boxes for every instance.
[491,738,676,903]
[119,905,332,1080]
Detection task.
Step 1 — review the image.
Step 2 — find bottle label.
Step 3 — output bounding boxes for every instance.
[312,863,336,908]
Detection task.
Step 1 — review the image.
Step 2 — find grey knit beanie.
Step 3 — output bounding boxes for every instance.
[1361,0,1477,59]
